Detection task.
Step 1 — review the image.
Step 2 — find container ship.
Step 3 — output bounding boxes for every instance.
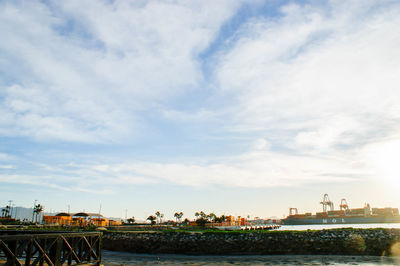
[281,194,400,225]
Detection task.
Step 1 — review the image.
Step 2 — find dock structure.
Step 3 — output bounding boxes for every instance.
[0,231,102,266]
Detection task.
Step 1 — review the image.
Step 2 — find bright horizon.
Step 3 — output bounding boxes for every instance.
[1,0,400,222]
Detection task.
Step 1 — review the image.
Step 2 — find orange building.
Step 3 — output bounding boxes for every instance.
[109,220,122,226]
[72,217,87,226]
[43,212,123,227]
[43,212,110,227]
[43,213,72,225]
[90,218,108,227]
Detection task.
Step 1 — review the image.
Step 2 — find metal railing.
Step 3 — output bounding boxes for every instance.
[0,231,102,265]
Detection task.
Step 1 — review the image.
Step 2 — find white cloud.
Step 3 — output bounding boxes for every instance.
[0,0,246,142]
[251,138,270,150]
[215,0,400,153]
[294,116,364,151]
[0,153,14,161]
[0,165,14,169]
[1,0,399,191]
[47,150,364,190]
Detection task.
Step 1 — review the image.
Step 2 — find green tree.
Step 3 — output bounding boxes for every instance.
[194,211,208,227]
[174,212,179,223]
[127,216,135,224]
[215,214,227,223]
[208,213,216,222]
[34,204,44,223]
[208,212,217,227]
[174,212,184,223]
[147,215,156,225]
[155,211,164,224]
[195,217,207,227]
[1,206,10,217]
[4,205,10,217]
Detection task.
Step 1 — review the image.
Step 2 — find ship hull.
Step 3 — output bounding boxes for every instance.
[281,216,400,225]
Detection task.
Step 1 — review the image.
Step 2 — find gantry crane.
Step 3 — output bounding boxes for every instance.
[320,194,334,213]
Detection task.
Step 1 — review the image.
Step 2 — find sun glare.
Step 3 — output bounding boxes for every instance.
[371,140,400,188]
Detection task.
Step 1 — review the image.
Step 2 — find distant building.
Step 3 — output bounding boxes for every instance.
[43,212,120,227]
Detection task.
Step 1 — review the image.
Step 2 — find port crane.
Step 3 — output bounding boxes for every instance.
[340,198,349,211]
[320,194,334,213]
[340,198,350,215]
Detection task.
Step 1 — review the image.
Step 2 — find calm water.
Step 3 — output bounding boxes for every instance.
[276,223,400,231]
[102,251,400,265]
[102,224,400,265]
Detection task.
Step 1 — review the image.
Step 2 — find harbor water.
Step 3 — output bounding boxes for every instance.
[276,223,400,231]
[102,223,400,265]
[102,250,400,265]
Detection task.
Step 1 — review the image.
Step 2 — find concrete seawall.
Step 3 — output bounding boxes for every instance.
[102,229,400,256]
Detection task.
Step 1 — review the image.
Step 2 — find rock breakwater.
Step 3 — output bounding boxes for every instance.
[102,228,400,255]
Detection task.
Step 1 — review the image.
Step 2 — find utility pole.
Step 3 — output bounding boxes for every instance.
[125,209,127,220]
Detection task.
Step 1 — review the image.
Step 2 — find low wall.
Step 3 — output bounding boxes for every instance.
[103,229,400,255]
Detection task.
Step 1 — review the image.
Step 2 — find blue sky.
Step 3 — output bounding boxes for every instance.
[1,0,400,221]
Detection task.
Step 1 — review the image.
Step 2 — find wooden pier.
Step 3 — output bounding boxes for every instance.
[0,231,102,266]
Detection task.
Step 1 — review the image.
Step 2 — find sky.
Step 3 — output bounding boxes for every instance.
[1,0,400,221]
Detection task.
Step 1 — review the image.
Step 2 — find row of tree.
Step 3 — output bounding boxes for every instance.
[142,211,228,226]
[1,205,11,217]
[194,211,228,227]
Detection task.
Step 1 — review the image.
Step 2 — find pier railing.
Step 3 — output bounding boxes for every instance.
[0,231,102,265]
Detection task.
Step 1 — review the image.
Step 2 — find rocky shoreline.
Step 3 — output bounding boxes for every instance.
[102,228,400,256]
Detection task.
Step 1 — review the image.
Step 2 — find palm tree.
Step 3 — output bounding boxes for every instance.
[174,212,184,223]
[208,213,216,222]
[207,213,216,227]
[194,211,207,227]
[215,214,227,223]
[147,215,156,225]
[155,211,161,224]
[1,207,8,217]
[34,204,44,223]
[4,205,10,217]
